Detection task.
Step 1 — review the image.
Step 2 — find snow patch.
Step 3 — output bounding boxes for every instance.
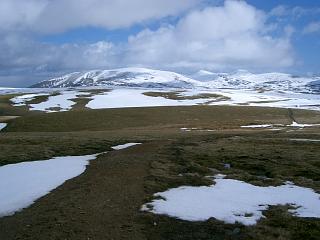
[111,143,142,150]
[29,91,79,112]
[241,124,273,128]
[11,91,91,113]
[0,123,7,131]
[180,127,198,132]
[142,176,320,226]
[241,121,320,129]
[289,121,320,128]
[11,93,50,106]
[0,154,100,217]
[180,128,215,132]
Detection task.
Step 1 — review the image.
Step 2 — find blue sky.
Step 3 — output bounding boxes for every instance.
[0,0,319,87]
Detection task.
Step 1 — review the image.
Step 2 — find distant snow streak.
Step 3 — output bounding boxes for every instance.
[111,143,142,150]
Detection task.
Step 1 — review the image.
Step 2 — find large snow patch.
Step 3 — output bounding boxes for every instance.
[0,154,99,217]
[142,176,320,225]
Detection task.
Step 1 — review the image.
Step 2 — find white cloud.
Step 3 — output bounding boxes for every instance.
[0,0,197,33]
[303,21,320,34]
[125,0,294,71]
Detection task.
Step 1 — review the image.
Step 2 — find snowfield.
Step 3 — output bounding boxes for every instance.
[6,88,320,112]
[86,89,217,109]
[86,88,320,111]
[142,175,320,226]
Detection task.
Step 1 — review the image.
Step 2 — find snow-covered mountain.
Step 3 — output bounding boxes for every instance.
[31,68,201,89]
[31,67,320,94]
[193,69,320,93]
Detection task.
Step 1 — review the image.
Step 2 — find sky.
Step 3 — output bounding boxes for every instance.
[0,0,319,87]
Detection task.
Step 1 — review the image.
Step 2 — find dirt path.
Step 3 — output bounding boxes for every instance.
[0,142,160,240]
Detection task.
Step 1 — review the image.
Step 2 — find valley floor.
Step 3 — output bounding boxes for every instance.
[0,95,320,239]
